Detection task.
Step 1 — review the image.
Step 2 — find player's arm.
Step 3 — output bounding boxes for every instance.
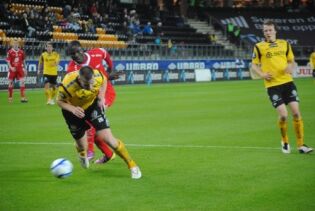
[56,85,85,118]
[97,73,107,108]
[5,52,14,71]
[101,48,113,73]
[284,61,296,75]
[284,42,295,75]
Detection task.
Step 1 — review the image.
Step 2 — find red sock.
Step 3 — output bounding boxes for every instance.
[20,86,25,98]
[95,137,113,158]
[8,87,13,98]
[87,127,95,153]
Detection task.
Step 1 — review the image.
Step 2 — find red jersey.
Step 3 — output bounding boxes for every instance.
[67,48,116,107]
[6,48,25,70]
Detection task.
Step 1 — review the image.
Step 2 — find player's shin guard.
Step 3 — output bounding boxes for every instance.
[114,140,137,169]
[87,127,95,153]
[95,136,113,158]
[293,118,304,147]
[278,120,289,143]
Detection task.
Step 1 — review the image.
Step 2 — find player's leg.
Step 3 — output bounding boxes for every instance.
[86,127,95,160]
[8,71,15,103]
[16,70,27,102]
[49,76,58,104]
[8,79,14,103]
[94,136,115,164]
[288,102,313,153]
[275,104,290,153]
[267,85,290,153]
[96,128,141,179]
[43,75,52,104]
[62,109,90,168]
[283,82,313,153]
[75,132,90,168]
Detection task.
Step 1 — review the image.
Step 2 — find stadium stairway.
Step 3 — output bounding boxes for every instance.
[187,19,247,57]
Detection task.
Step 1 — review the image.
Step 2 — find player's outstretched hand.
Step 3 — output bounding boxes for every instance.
[108,71,124,81]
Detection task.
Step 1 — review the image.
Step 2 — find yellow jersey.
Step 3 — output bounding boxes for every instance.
[39,51,60,75]
[252,39,294,88]
[309,52,315,69]
[57,69,105,110]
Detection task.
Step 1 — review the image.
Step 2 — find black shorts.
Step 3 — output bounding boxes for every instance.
[44,74,57,85]
[267,82,299,108]
[312,70,315,78]
[61,100,110,139]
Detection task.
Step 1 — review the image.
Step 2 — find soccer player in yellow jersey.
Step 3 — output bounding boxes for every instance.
[38,42,60,105]
[252,20,313,154]
[309,50,315,78]
[56,66,142,179]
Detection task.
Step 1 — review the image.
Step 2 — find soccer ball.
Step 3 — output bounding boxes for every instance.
[50,158,73,179]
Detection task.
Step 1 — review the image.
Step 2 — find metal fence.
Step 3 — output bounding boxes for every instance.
[0,41,312,60]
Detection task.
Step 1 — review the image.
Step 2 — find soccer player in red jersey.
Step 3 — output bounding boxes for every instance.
[6,39,28,103]
[66,40,120,164]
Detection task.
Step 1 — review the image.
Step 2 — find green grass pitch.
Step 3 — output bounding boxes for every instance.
[0,78,314,210]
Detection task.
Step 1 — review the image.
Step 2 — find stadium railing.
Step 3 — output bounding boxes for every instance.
[0,41,311,60]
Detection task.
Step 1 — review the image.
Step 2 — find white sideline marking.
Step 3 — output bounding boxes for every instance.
[0,142,280,150]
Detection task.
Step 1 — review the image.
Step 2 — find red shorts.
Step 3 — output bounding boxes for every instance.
[8,69,25,80]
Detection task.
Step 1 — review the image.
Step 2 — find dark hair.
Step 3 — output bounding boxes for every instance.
[66,40,82,56]
[263,20,277,30]
[79,66,93,81]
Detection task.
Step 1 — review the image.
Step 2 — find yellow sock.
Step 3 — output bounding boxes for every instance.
[51,88,57,99]
[75,145,86,157]
[278,120,289,143]
[293,118,304,147]
[45,88,50,101]
[115,140,137,169]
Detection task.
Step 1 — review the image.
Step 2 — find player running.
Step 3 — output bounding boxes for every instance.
[251,20,313,154]
[66,40,122,164]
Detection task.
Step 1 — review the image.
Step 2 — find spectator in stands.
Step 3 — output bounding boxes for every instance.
[142,22,154,35]
[89,2,98,16]
[67,12,82,32]
[251,20,313,154]
[121,21,132,41]
[48,11,58,25]
[309,50,315,79]
[21,12,36,38]
[155,21,163,36]
[227,22,234,40]
[0,2,10,21]
[208,33,217,44]
[42,16,53,33]
[87,18,96,33]
[63,4,71,19]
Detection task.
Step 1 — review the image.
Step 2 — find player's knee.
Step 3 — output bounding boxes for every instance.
[279,116,287,121]
[292,113,301,120]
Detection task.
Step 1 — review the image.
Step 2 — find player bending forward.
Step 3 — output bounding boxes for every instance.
[57,66,141,179]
